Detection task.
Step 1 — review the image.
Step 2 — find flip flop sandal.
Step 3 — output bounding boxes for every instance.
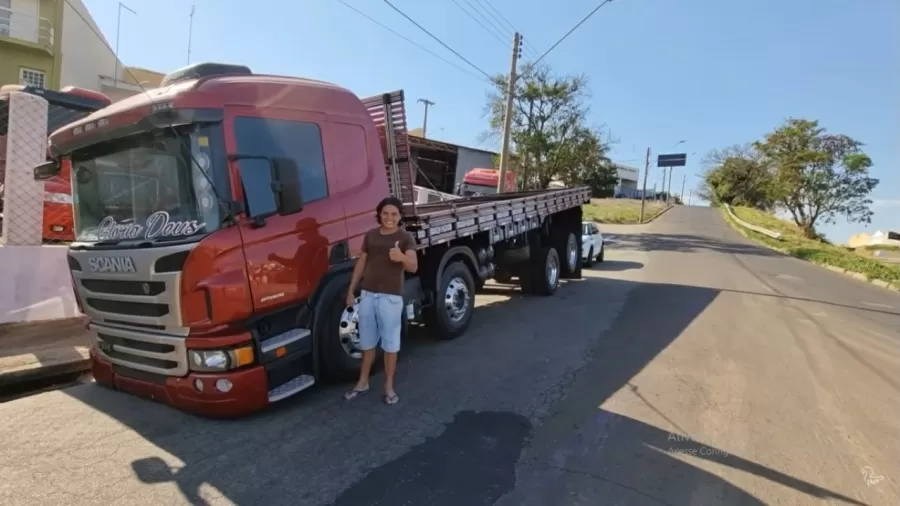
[384,393,399,405]
[344,386,369,400]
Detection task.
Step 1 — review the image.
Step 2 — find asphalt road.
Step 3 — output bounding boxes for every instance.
[2,206,899,506]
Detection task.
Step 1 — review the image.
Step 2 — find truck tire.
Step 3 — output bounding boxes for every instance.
[424,261,475,340]
[558,229,582,279]
[531,247,561,296]
[318,276,376,381]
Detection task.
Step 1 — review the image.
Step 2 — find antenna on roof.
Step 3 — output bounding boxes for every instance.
[187,5,196,65]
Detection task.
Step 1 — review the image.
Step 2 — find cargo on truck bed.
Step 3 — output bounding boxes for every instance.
[34,61,589,418]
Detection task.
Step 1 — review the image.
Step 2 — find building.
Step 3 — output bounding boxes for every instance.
[1,0,163,100]
[612,163,640,198]
[847,230,900,248]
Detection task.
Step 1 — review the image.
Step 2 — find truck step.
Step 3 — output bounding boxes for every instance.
[268,374,315,403]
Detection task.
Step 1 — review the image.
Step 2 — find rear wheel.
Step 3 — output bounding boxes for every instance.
[424,261,475,340]
[598,244,605,263]
[584,246,594,267]
[558,229,582,279]
[519,247,560,296]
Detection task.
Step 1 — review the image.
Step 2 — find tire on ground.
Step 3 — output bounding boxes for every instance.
[317,275,374,381]
[557,227,582,280]
[424,261,476,340]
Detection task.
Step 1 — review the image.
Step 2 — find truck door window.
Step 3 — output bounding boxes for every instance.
[236,158,277,217]
[233,117,328,203]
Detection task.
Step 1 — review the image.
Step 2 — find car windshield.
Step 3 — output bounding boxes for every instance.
[70,126,222,243]
[461,183,498,197]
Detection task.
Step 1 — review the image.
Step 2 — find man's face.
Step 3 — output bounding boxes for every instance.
[380,204,401,228]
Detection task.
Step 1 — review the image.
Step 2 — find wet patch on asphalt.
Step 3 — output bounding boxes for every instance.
[330,410,531,506]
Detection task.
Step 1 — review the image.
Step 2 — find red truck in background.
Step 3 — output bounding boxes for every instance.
[458,167,516,197]
[35,62,589,418]
[0,85,111,242]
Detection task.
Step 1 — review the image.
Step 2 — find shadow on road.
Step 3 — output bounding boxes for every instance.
[588,260,643,271]
[57,275,861,505]
[609,232,779,257]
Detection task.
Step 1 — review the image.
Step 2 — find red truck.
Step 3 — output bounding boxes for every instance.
[458,167,516,196]
[1,84,111,242]
[34,62,589,418]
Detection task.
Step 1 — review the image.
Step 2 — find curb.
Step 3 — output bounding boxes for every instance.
[641,204,674,224]
[720,209,900,293]
[0,354,91,389]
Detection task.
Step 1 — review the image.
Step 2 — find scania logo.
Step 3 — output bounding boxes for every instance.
[87,256,137,273]
[141,283,151,295]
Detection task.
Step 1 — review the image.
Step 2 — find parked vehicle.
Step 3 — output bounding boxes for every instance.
[457,168,515,196]
[0,85,111,242]
[35,62,590,418]
[582,221,604,266]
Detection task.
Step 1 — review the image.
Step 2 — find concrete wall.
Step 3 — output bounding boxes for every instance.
[0,245,79,323]
[59,0,118,91]
[454,146,496,188]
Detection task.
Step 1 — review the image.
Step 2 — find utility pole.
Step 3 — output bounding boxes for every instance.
[417,98,435,138]
[187,5,196,65]
[497,32,522,193]
[680,174,686,204]
[688,189,693,206]
[114,2,136,86]
[639,147,651,223]
[666,167,674,204]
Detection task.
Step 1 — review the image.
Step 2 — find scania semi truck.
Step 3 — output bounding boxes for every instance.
[34,62,590,418]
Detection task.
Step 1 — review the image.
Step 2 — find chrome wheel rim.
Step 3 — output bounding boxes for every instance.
[338,298,362,359]
[444,277,471,323]
[548,253,560,288]
[566,233,578,271]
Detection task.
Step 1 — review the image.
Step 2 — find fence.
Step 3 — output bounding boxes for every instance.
[0,86,108,246]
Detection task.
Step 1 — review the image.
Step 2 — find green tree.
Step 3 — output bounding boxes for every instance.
[700,144,774,209]
[482,64,610,190]
[754,118,878,238]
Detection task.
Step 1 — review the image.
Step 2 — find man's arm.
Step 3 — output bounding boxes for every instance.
[401,233,418,273]
[347,235,369,301]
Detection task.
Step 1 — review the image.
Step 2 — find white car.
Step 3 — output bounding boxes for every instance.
[582,222,604,266]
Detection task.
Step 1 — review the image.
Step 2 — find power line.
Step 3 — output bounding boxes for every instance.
[475,0,540,58]
[533,0,614,66]
[383,0,494,81]
[449,0,508,49]
[338,0,489,83]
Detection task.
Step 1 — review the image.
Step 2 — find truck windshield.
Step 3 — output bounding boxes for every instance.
[70,126,222,243]
[461,183,499,197]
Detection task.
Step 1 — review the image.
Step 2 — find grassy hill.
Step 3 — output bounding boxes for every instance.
[724,206,900,288]
[583,199,668,224]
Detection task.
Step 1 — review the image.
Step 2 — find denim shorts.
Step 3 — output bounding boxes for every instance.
[358,289,404,353]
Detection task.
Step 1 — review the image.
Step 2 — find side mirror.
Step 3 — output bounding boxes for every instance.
[271,157,304,215]
[33,160,61,181]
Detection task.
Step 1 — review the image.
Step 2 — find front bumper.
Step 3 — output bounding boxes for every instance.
[91,350,269,419]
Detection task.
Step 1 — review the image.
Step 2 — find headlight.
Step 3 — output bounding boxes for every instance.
[188,346,255,372]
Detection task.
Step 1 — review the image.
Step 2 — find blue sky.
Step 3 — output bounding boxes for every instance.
[82,0,898,242]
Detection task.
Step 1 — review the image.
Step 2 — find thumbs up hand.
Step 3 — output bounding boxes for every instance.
[389,241,405,263]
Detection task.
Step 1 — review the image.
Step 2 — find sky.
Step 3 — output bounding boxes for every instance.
[81,0,898,243]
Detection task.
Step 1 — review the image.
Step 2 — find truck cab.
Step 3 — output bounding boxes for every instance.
[457,167,515,197]
[37,62,414,417]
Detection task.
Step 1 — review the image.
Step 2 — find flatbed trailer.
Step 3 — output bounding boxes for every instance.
[36,62,590,418]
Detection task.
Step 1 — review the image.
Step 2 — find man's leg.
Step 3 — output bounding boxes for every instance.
[347,291,377,399]
[378,295,403,403]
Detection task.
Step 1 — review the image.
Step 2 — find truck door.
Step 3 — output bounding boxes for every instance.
[225,107,346,312]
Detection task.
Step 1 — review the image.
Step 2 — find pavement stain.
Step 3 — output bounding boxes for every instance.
[329,410,532,506]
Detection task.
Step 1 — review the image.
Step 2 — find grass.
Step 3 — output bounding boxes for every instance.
[723,206,900,289]
[584,198,668,224]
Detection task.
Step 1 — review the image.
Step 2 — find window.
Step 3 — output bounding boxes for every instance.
[19,68,46,88]
[236,158,278,218]
[233,117,328,206]
[0,0,10,37]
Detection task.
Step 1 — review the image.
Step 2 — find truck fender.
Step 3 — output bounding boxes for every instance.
[434,245,480,287]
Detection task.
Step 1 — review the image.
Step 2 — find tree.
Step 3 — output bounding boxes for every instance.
[754,118,878,238]
[482,63,610,190]
[700,145,774,209]
[555,126,618,197]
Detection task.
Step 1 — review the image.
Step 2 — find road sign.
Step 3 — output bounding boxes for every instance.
[657,153,687,167]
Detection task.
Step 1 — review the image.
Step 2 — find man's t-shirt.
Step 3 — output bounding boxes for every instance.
[359,228,416,296]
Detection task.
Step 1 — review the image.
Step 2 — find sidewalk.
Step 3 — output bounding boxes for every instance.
[0,318,91,390]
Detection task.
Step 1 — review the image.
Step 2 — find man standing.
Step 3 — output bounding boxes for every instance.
[344,196,417,405]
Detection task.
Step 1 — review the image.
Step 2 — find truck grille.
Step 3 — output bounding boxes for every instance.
[91,324,188,376]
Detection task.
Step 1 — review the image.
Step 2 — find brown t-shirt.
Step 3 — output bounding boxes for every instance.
[359,228,415,296]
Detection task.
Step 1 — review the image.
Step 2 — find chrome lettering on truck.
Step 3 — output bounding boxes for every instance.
[88,256,137,273]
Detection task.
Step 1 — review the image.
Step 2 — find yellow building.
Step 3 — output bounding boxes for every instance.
[0,0,64,89]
